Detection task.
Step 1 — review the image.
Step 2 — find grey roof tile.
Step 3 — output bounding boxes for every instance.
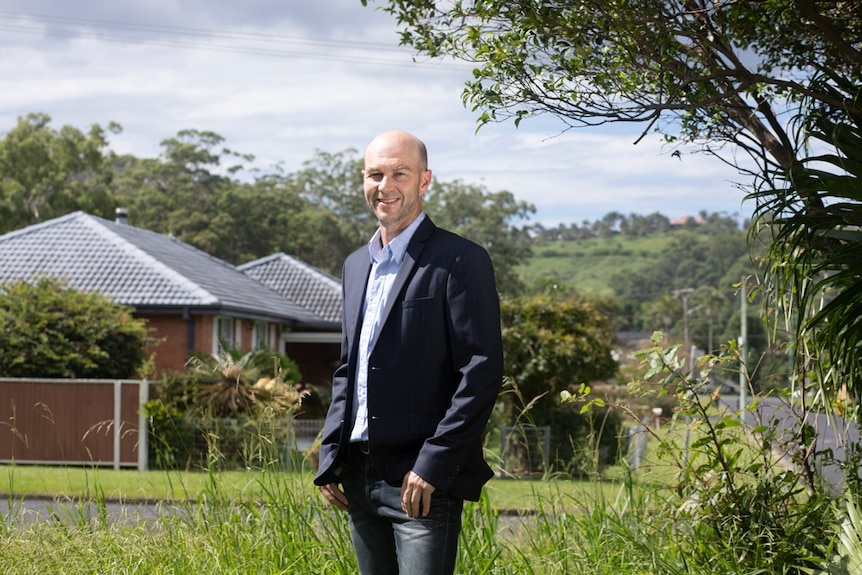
[0,211,324,326]
[239,253,343,324]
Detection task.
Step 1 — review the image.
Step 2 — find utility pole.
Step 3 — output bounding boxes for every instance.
[673,287,695,350]
[738,277,748,422]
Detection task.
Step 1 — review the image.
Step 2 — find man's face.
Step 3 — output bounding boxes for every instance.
[362,133,432,239]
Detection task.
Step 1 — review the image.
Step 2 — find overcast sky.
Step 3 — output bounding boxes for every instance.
[0,0,753,227]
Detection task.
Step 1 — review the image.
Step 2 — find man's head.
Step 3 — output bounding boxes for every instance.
[362,130,432,244]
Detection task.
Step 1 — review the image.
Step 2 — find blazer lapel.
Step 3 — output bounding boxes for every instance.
[369,216,436,352]
[343,251,371,348]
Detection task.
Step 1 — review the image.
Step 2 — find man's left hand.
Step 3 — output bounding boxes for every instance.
[401,470,435,518]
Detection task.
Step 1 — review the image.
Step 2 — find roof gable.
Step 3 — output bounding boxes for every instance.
[239,253,342,324]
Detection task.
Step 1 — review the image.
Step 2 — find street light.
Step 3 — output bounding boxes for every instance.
[673,287,695,350]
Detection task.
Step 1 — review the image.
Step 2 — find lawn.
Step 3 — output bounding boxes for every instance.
[0,461,671,512]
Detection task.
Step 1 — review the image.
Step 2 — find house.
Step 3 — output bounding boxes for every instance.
[0,211,342,381]
[239,253,342,386]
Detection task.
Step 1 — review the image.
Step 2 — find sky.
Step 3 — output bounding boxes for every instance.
[0,0,753,227]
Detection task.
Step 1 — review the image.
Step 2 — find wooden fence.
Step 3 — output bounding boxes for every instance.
[0,378,151,470]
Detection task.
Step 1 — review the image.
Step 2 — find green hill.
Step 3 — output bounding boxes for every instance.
[518,234,680,297]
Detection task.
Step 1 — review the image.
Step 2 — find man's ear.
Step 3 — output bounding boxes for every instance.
[420,169,433,194]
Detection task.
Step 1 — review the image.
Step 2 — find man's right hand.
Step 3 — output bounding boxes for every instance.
[318,483,349,511]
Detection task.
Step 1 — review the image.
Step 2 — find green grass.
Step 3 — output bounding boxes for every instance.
[0,463,663,512]
[0,416,842,575]
[517,235,677,296]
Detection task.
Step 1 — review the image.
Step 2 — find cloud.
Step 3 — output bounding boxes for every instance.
[0,0,755,227]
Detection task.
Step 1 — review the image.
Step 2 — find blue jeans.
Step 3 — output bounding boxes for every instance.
[342,444,463,575]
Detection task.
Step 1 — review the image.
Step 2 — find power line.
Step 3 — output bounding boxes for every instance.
[0,10,466,71]
[0,10,403,51]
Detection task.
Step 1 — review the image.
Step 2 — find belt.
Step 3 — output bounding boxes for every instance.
[351,440,370,455]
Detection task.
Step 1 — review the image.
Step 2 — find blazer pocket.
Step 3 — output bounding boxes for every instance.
[401,295,435,308]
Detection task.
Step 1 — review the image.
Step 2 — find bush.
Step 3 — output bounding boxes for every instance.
[145,349,313,470]
[0,277,150,378]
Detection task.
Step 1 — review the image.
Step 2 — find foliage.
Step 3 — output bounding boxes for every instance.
[144,349,309,470]
[501,295,617,411]
[0,277,149,378]
[500,295,619,474]
[181,349,305,418]
[565,331,839,573]
[0,113,119,233]
[751,70,862,410]
[370,1,859,173]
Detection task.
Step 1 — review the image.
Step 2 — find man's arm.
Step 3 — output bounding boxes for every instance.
[409,241,504,493]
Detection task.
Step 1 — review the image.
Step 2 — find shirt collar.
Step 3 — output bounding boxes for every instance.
[367,212,426,265]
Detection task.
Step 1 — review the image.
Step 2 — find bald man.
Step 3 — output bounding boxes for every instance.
[315,130,503,575]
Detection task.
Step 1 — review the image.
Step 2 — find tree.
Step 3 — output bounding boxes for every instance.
[0,277,150,378]
[751,73,862,406]
[112,130,255,256]
[424,179,534,295]
[0,113,119,232]
[291,149,375,244]
[500,295,619,473]
[369,0,862,400]
[371,1,858,179]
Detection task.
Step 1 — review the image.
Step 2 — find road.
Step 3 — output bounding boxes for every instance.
[723,395,860,493]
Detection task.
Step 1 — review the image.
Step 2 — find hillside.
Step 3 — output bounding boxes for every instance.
[517,234,679,297]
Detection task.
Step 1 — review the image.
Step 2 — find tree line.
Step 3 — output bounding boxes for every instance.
[530,210,743,241]
[0,113,534,295]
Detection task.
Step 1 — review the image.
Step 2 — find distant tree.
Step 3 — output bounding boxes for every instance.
[500,295,619,473]
[424,179,534,295]
[112,129,252,255]
[291,148,373,244]
[0,113,120,232]
[0,277,150,378]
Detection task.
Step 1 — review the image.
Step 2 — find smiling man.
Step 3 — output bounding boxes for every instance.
[314,130,504,575]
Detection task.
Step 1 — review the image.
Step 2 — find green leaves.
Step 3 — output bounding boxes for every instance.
[0,277,149,378]
[0,113,118,233]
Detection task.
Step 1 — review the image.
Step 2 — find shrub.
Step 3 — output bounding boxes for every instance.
[0,277,150,378]
[145,349,312,470]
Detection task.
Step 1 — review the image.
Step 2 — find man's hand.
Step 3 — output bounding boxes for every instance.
[401,470,436,518]
[318,482,349,511]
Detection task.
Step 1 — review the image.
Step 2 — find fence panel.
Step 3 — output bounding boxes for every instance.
[0,378,150,470]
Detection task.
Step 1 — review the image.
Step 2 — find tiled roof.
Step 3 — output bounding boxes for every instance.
[0,211,324,326]
[239,253,342,324]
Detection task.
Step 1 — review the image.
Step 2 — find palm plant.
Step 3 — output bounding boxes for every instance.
[750,70,862,416]
[185,348,305,417]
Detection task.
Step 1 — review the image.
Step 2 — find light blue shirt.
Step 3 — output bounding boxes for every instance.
[350,213,426,442]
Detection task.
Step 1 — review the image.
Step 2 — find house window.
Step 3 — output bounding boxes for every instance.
[253,321,270,350]
[214,316,235,355]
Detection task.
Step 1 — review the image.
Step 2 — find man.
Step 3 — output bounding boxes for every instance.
[314,130,503,575]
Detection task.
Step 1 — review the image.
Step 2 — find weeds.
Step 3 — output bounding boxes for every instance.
[0,334,857,573]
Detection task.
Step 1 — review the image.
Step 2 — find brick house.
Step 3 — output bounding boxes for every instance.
[239,253,343,387]
[0,211,342,383]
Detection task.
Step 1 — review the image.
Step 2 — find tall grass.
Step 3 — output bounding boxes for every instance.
[0,464,676,574]
[0,338,855,574]
[0,453,841,574]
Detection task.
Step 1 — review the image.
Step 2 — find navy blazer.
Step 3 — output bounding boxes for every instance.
[314,216,503,501]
